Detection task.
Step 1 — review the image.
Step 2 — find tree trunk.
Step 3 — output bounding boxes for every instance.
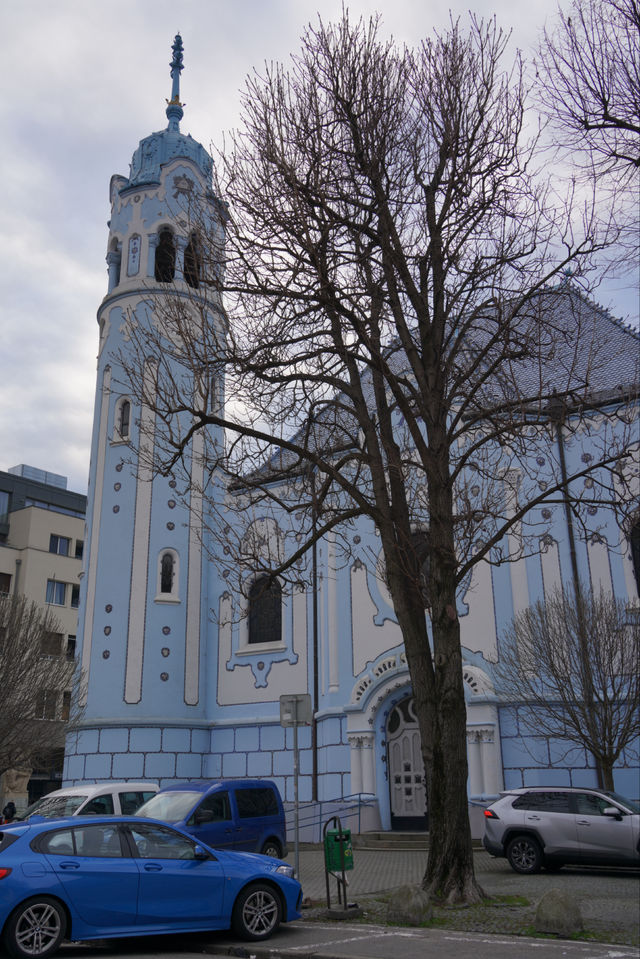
[600,759,615,792]
[421,611,483,902]
[386,544,484,904]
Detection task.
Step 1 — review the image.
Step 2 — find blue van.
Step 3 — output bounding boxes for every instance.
[134,779,287,858]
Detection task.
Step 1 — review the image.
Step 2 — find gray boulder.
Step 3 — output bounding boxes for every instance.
[535,887,583,937]
[386,885,434,925]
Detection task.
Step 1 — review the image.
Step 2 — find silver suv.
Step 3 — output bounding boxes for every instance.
[483,786,640,873]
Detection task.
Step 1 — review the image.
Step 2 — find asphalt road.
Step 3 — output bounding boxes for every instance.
[55,924,640,959]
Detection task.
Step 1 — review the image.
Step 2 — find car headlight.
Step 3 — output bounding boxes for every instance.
[275,863,295,878]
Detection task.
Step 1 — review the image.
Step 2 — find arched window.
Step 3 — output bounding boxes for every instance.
[114,397,132,442]
[160,552,174,593]
[156,549,179,602]
[119,400,131,440]
[248,575,282,645]
[183,233,200,289]
[107,239,121,292]
[155,228,175,283]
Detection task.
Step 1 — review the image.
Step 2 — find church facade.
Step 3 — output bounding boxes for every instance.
[64,38,640,837]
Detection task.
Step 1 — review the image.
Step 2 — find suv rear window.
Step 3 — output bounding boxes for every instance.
[512,791,571,812]
[235,788,278,818]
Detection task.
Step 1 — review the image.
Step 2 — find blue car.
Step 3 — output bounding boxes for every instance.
[0,815,302,958]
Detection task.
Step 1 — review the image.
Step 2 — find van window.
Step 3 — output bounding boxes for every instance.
[235,787,278,818]
[189,791,231,825]
[119,791,157,815]
[81,794,115,815]
[22,794,89,819]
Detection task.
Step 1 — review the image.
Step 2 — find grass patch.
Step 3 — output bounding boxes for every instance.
[484,894,530,907]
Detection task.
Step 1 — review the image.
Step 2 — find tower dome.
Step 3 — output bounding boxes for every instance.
[127,35,213,188]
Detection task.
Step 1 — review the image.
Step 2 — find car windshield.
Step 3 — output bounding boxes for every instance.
[19,794,88,820]
[604,791,640,814]
[134,790,202,822]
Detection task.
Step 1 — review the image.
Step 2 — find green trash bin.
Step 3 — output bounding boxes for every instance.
[324,828,354,871]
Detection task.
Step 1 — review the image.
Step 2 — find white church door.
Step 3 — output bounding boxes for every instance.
[386,696,428,830]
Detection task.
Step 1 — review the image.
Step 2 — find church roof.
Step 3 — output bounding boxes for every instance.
[241,285,639,484]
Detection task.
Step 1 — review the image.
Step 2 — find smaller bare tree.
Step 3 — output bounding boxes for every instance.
[495,583,640,791]
[0,594,84,783]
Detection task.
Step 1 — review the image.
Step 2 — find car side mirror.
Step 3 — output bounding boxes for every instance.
[194,809,215,825]
[602,806,623,820]
[194,844,209,860]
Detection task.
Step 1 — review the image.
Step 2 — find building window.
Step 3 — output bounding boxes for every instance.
[66,636,76,661]
[113,397,132,443]
[156,549,179,602]
[0,572,11,595]
[71,584,80,609]
[155,228,175,283]
[75,540,84,560]
[35,689,58,720]
[160,553,174,593]
[61,691,71,722]
[46,580,66,606]
[0,490,9,521]
[49,534,70,556]
[248,575,282,645]
[41,632,63,657]
[183,234,200,289]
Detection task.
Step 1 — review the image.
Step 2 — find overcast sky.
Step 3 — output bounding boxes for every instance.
[2,0,637,495]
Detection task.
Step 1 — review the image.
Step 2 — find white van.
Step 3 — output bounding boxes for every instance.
[18,782,159,820]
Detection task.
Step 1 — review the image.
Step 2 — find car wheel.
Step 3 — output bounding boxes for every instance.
[506,835,543,874]
[231,882,282,941]
[260,838,283,859]
[3,897,67,959]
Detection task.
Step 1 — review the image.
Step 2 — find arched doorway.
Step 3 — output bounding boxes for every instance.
[386,695,428,830]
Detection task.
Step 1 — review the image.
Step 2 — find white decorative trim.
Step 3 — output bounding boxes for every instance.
[80,365,111,705]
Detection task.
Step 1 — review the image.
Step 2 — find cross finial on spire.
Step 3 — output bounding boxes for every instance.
[166,33,185,132]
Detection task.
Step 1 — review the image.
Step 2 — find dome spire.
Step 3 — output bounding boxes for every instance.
[166,33,185,132]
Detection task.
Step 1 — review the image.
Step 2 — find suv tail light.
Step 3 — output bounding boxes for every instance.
[0,868,12,879]
[484,808,499,819]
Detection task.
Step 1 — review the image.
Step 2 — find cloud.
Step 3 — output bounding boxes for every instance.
[1,0,636,494]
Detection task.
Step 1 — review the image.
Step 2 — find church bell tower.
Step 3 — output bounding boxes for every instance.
[65,37,226,783]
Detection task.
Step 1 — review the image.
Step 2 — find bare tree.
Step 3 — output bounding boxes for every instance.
[538,0,639,270]
[118,15,638,903]
[495,585,640,792]
[539,0,640,177]
[0,593,84,781]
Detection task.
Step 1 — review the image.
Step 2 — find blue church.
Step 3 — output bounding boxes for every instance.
[65,37,640,838]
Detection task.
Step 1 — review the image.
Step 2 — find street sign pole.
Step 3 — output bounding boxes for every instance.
[280,693,312,879]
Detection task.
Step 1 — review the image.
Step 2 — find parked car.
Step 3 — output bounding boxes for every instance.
[135,779,287,859]
[18,783,159,820]
[483,785,640,873]
[0,814,301,958]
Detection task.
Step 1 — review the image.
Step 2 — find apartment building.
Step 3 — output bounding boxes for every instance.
[0,465,86,803]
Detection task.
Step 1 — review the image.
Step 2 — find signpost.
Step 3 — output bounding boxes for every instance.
[279,693,312,878]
